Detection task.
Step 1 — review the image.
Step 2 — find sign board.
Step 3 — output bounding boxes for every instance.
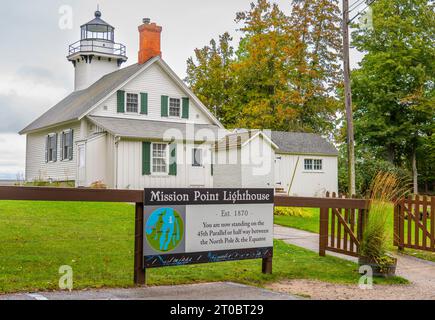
[143,188,274,269]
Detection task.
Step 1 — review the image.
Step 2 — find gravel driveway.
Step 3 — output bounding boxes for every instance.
[270,225,435,300]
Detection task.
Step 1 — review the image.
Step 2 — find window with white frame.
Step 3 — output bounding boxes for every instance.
[46,134,57,162]
[192,148,203,167]
[169,98,181,117]
[313,159,323,171]
[152,143,168,174]
[126,93,139,113]
[304,159,323,171]
[61,130,74,161]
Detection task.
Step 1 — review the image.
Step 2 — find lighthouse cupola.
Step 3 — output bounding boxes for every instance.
[67,10,128,91]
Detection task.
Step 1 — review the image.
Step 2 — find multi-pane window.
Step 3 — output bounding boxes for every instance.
[192,148,203,167]
[304,159,323,171]
[61,130,74,161]
[169,98,181,117]
[152,143,168,173]
[126,93,139,113]
[313,159,323,171]
[46,134,57,162]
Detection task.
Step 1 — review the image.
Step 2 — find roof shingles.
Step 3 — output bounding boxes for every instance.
[19,63,144,134]
[270,131,338,156]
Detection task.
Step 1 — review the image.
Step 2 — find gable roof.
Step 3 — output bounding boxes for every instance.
[215,130,278,150]
[270,131,338,156]
[20,57,223,134]
[87,115,224,141]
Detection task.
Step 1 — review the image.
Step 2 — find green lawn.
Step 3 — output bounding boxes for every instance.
[0,201,406,294]
[274,206,435,262]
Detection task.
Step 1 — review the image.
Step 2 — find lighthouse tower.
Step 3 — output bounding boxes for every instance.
[67,10,128,91]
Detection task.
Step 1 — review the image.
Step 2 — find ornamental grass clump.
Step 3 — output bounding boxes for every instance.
[359,171,410,270]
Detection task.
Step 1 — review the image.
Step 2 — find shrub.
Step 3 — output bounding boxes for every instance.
[90,181,107,189]
[274,207,313,218]
[360,171,409,268]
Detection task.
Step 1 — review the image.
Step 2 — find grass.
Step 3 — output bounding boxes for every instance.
[274,206,435,263]
[0,201,406,294]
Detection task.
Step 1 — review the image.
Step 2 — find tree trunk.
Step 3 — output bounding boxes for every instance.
[412,149,418,195]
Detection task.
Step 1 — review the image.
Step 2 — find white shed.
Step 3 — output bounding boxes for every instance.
[213,131,278,189]
[270,131,339,197]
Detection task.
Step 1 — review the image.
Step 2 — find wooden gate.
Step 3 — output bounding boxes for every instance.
[394,195,435,252]
[319,192,368,257]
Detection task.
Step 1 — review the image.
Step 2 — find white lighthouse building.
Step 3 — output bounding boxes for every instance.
[67,10,128,91]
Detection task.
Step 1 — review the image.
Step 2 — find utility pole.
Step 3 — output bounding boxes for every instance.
[342,0,356,196]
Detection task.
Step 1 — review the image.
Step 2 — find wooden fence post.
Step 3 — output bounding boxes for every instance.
[262,257,273,274]
[134,202,146,285]
[319,207,328,256]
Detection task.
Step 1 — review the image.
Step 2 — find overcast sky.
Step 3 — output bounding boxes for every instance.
[0,0,364,179]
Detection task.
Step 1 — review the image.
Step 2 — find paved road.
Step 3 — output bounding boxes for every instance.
[0,282,300,301]
[271,225,435,300]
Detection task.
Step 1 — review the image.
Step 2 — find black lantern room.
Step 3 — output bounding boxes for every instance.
[80,11,115,42]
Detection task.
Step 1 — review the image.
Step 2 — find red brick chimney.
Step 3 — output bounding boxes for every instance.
[138,18,162,64]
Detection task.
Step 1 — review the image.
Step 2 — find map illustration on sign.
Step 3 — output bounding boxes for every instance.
[145,207,184,253]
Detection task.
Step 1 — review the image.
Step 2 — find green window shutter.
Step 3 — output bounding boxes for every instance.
[53,133,58,162]
[117,90,125,113]
[69,129,74,160]
[142,142,151,175]
[161,95,169,117]
[182,97,190,119]
[45,136,49,163]
[140,93,148,115]
[169,143,177,176]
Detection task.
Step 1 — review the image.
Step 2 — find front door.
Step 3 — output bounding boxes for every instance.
[188,146,207,187]
[77,143,86,187]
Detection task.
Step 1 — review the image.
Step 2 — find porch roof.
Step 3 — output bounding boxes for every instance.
[87,116,225,141]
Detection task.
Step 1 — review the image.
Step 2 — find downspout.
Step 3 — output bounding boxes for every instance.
[114,136,121,189]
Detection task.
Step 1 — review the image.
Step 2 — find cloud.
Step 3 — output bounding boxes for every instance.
[0,92,57,133]
[0,133,25,177]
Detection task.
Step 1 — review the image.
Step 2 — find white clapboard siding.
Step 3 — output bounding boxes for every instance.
[241,134,275,188]
[275,153,338,197]
[25,122,81,182]
[213,134,275,188]
[90,63,213,125]
[116,140,213,190]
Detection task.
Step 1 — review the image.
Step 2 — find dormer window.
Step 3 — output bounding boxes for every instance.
[169,98,181,117]
[126,93,139,113]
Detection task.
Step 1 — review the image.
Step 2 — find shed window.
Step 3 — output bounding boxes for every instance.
[314,159,323,171]
[169,98,181,117]
[126,93,139,113]
[304,159,323,171]
[61,130,74,161]
[152,143,168,174]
